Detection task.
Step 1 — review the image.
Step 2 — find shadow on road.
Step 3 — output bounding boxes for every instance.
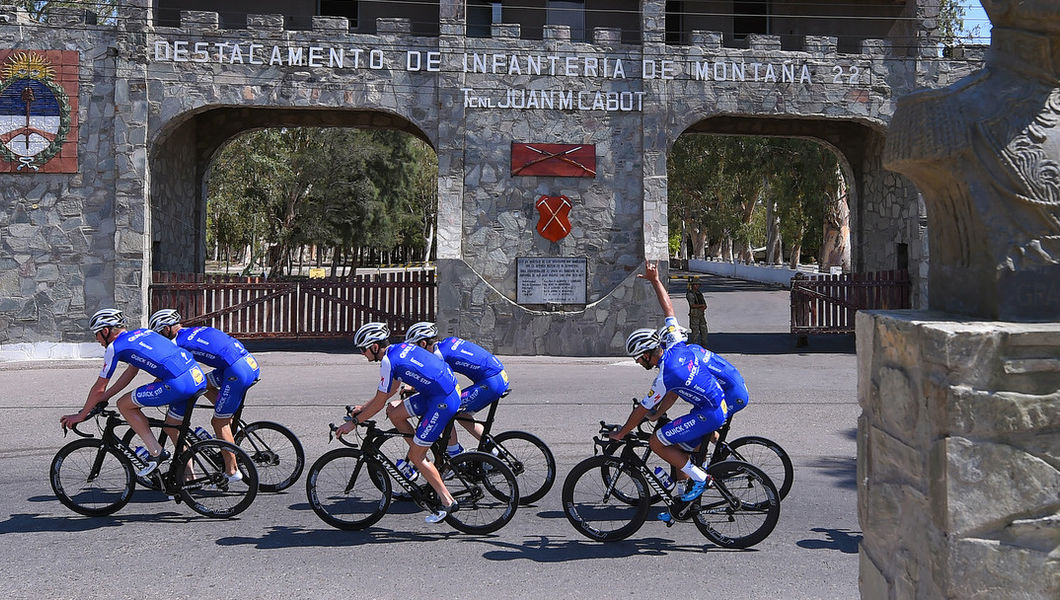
[706,333,855,355]
[216,525,453,549]
[796,528,862,554]
[477,535,751,562]
[0,510,194,534]
[807,456,856,490]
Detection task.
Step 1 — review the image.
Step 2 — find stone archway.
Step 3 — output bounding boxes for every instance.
[668,115,918,285]
[148,107,436,275]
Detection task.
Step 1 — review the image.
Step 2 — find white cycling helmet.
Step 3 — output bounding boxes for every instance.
[625,327,660,357]
[89,308,127,334]
[354,322,390,350]
[149,309,181,333]
[657,323,690,343]
[404,321,438,344]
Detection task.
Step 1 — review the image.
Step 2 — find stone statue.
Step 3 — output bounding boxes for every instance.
[884,0,1060,320]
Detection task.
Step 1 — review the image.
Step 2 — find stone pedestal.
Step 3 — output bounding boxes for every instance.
[856,311,1059,599]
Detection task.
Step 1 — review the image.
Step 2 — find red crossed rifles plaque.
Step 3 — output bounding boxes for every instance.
[512,143,596,177]
[535,195,573,242]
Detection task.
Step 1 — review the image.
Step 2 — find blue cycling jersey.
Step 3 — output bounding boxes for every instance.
[433,337,505,382]
[642,341,727,411]
[377,342,458,395]
[99,329,199,380]
[173,326,249,368]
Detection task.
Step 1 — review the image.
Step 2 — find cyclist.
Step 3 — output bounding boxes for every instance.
[403,322,509,459]
[609,261,750,523]
[59,308,207,477]
[334,322,461,524]
[149,309,260,483]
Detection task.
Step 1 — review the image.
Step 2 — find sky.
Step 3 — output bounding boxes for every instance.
[959,1,991,43]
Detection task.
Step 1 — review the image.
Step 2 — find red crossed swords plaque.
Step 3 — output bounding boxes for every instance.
[535,195,573,242]
[512,143,596,177]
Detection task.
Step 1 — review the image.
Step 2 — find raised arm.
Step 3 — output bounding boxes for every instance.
[637,260,674,319]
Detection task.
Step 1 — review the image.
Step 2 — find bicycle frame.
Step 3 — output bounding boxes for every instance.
[70,391,206,497]
[593,427,745,520]
[332,419,443,511]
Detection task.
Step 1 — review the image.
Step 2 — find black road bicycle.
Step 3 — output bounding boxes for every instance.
[603,401,794,504]
[50,394,259,518]
[305,407,520,534]
[562,421,780,548]
[121,382,304,493]
[378,389,555,505]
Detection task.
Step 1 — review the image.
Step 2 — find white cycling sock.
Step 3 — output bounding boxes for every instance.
[681,459,708,482]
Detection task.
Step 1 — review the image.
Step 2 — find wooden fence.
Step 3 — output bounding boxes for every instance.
[150,270,436,339]
[790,270,910,339]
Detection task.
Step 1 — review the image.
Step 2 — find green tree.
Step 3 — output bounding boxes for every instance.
[206,127,438,277]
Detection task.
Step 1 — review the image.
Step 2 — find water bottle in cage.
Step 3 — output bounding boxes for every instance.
[653,466,675,492]
[193,426,213,441]
[134,446,150,465]
[396,458,419,482]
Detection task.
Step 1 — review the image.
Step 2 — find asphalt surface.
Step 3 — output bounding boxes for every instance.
[0,274,859,600]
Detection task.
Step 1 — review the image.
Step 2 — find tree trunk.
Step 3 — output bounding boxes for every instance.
[788,225,805,270]
[766,201,783,265]
[819,168,851,272]
[721,237,734,262]
[422,222,435,262]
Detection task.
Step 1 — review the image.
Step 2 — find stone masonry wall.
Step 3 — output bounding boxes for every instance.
[0,1,984,356]
[857,311,1060,599]
[0,6,122,354]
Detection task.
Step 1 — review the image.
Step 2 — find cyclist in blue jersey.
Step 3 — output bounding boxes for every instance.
[334,322,461,523]
[59,308,207,476]
[403,322,510,459]
[609,261,750,522]
[149,309,260,483]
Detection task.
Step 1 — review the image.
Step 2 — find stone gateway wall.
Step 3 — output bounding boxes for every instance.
[857,311,1060,599]
[0,1,982,356]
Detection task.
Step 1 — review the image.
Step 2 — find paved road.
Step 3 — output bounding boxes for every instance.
[0,274,860,600]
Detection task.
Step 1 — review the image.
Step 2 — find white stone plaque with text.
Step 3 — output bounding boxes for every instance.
[517,257,587,304]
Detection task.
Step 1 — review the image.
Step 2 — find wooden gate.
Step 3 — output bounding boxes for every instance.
[790,270,910,339]
[150,270,436,339]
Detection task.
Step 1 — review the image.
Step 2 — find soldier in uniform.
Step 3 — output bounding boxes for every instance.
[685,278,708,347]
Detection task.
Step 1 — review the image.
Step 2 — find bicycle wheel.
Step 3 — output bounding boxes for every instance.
[443,451,518,534]
[692,460,780,549]
[562,455,650,542]
[234,421,305,492]
[176,439,259,518]
[601,444,667,505]
[306,448,392,530]
[489,430,555,505]
[50,438,136,516]
[723,436,794,500]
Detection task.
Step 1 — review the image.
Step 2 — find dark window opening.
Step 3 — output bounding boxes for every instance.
[733,0,769,39]
[320,0,358,28]
[547,0,585,42]
[468,1,502,38]
[665,1,683,45]
[896,243,909,271]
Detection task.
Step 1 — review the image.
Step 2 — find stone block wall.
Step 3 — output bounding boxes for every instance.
[857,311,1060,599]
[0,2,986,354]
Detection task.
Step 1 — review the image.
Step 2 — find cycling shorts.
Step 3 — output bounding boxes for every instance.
[130,366,206,418]
[655,400,729,452]
[207,354,260,418]
[459,370,509,413]
[707,355,750,412]
[403,387,462,447]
